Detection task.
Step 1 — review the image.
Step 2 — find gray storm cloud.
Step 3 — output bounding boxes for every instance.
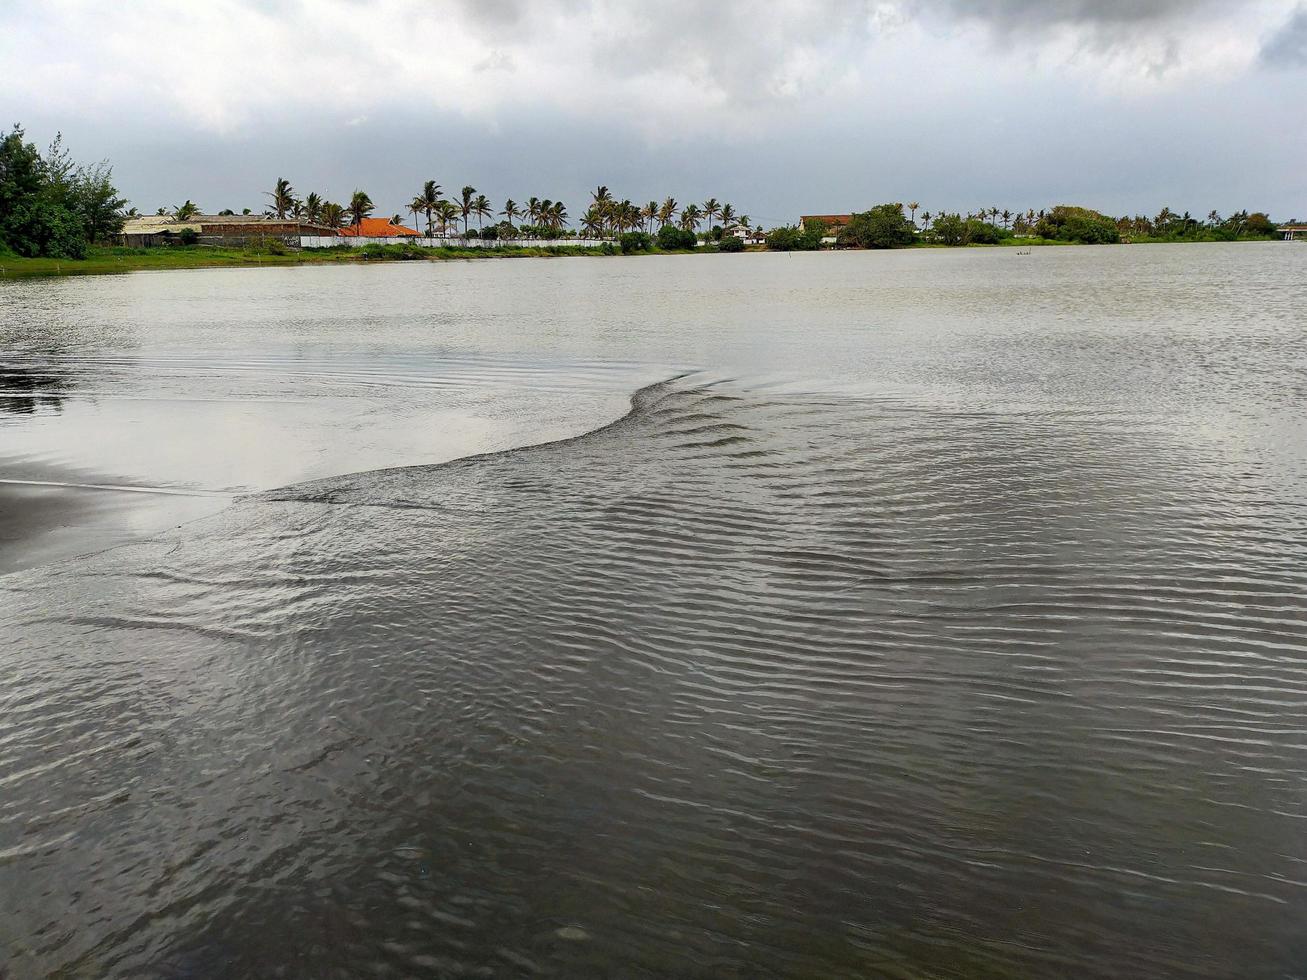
[0,0,1301,221]
[1261,3,1307,65]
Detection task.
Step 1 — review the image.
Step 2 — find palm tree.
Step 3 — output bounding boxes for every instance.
[435,200,458,235]
[679,204,702,233]
[525,196,542,234]
[173,200,200,220]
[302,192,323,225]
[907,201,920,226]
[639,200,656,235]
[321,202,345,229]
[1001,208,1012,229]
[347,190,374,228]
[658,197,678,228]
[473,193,492,231]
[459,185,476,234]
[702,198,721,231]
[409,197,425,236]
[580,207,603,238]
[266,178,295,219]
[501,198,520,229]
[418,180,442,236]
[920,210,932,231]
[1207,210,1221,226]
[719,203,736,232]
[550,201,568,234]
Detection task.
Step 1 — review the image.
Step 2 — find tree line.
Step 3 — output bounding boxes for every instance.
[0,125,126,259]
[764,202,1292,250]
[253,177,755,244]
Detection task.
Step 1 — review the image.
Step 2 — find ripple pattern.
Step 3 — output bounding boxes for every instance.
[4,378,1307,977]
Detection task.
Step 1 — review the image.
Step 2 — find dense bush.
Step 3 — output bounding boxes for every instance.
[836,204,917,249]
[656,224,697,250]
[1035,205,1120,244]
[766,222,824,251]
[964,219,1001,245]
[717,234,744,252]
[619,231,652,254]
[178,228,200,245]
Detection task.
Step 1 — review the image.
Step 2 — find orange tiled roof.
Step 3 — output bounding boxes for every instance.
[338,217,420,237]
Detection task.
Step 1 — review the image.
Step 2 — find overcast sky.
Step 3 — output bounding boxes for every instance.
[2,0,1304,225]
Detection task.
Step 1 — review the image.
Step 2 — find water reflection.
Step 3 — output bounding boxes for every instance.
[0,359,69,417]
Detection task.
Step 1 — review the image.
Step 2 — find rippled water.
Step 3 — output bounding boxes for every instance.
[3,246,1307,976]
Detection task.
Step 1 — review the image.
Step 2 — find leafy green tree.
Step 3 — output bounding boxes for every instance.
[765,224,822,251]
[836,204,917,249]
[0,125,94,257]
[1035,206,1120,243]
[964,219,1001,244]
[1244,212,1276,237]
[930,213,967,245]
[718,234,744,252]
[656,224,696,250]
[619,231,652,253]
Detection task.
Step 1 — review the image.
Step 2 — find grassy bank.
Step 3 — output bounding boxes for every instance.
[0,242,647,279]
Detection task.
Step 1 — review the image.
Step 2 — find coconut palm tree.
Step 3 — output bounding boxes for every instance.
[501,199,520,229]
[409,197,425,236]
[266,178,295,219]
[458,185,476,234]
[580,207,603,238]
[174,200,200,220]
[302,192,323,225]
[550,201,568,234]
[473,193,492,231]
[525,196,542,233]
[658,197,678,228]
[702,198,721,231]
[719,203,736,232]
[920,210,932,231]
[435,200,458,235]
[640,200,657,235]
[679,204,702,233]
[907,201,920,226]
[347,190,374,228]
[321,202,345,229]
[1001,209,1012,229]
[417,180,442,236]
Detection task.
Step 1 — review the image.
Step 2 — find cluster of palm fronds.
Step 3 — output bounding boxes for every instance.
[263,178,367,230]
[577,187,751,239]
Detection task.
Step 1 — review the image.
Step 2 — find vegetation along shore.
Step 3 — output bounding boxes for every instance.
[1,124,1298,278]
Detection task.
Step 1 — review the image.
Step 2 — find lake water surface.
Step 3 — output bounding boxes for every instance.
[3,245,1307,976]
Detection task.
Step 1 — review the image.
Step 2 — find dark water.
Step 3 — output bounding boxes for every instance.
[3,246,1307,976]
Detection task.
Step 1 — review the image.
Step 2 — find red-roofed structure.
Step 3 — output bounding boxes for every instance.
[338,218,420,237]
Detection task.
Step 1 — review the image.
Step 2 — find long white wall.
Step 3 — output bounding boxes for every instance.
[299,236,609,249]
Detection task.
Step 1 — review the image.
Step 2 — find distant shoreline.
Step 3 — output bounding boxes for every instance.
[0,237,1286,280]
